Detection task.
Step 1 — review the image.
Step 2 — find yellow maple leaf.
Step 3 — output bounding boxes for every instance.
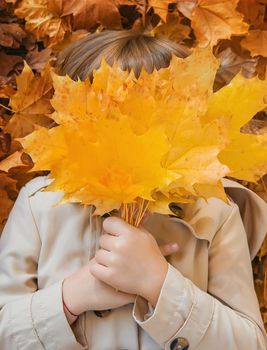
[19,118,177,215]
[204,72,267,181]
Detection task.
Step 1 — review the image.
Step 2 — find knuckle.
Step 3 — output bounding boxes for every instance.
[114,239,127,251]
[110,254,120,266]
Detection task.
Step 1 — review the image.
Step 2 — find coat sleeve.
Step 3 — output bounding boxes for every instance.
[0,184,88,350]
[132,202,267,350]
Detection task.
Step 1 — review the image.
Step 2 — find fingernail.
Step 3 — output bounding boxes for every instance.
[170,243,179,251]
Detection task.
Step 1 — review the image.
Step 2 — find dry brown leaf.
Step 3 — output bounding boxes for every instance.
[0,129,11,157]
[0,172,17,232]
[0,23,26,48]
[241,118,267,135]
[149,0,170,21]
[153,11,191,43]
[177,0,249,47]
[255,278,265,308]
[14,0,72,47]
[0,189,14,231]
[0,51,23,77]
[237,0,266,25]
[0,150,31,172]
[241,29,267,57]
[259,236,267,259]
[4,62,54,138]
[25,47,54,72]
[214,47,258,90]
[61,0,123,30]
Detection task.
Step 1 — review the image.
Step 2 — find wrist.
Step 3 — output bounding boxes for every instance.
[141,260,168,307]
[63,303,78,325]
[62,275,86,315]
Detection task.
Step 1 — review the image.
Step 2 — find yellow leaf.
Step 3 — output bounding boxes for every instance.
[164,146,229,195]
[204,73,267,181]
[204,73,267,134]
[193,181,229,203]
[19,118,176,214]
[219,133,267,182]
[50,72,96,124]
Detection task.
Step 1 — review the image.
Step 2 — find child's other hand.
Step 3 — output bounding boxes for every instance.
[62,259,135,321]
[89,216,179,307]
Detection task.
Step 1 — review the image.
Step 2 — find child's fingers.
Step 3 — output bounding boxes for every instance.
[159,242,179,257]
[103,216,134,236]
[90,259,112,285]
[95,248,113,267]
[99,233,116,251]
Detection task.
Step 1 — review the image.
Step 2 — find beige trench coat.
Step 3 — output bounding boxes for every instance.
[0,175,267,350]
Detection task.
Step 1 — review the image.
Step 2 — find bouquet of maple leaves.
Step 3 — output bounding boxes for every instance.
[14,47,267,226]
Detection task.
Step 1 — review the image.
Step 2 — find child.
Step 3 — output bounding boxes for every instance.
[0,30,267,350]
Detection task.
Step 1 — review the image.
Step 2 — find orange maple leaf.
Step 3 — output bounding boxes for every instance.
[178,0,249,47]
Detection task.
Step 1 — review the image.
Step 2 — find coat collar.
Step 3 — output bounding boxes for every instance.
[169,178,267,261]
[28,175,267,261]
[222,178,267,260]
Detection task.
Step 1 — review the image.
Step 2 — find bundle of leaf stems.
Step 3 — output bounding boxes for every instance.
[120,198,149,227]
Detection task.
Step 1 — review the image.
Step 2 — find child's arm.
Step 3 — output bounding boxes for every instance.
[91,206,267,350]
[0,184,87,350]
[131,203,267,350]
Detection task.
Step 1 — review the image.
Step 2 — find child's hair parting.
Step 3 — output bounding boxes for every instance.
[55,29,190,80]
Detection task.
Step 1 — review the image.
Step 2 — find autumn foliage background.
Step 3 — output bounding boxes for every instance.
[1,0,267,328]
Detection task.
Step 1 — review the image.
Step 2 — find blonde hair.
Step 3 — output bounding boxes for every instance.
[55,29,189,80]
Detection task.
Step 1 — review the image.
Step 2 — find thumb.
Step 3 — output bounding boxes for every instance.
[159,242,179,257]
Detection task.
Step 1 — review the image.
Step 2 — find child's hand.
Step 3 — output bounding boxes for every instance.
[62,258,135,321]
[89,216,179,307]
